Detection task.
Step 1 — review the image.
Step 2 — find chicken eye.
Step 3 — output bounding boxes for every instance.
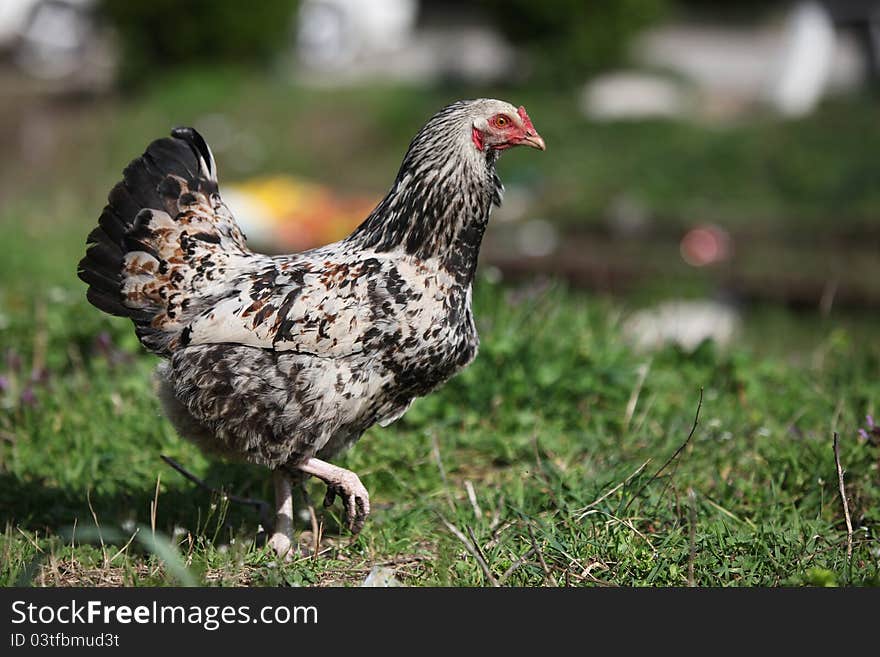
[493,115,509,128]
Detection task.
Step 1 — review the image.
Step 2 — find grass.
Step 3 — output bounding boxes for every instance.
[1,68,879,586]
[1,278,878,586]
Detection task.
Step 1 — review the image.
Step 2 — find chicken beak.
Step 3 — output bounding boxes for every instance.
[520,132,546,151]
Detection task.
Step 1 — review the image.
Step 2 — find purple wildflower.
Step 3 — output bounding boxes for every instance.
[20,386,36,406]
[858,415,879,445]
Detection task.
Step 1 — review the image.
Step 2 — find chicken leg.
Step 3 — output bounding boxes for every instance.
[296,458,370,534]
[268,470,294,560]
[269,459,369,558]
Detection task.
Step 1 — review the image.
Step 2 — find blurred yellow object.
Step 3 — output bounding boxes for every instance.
[224,175,379,252]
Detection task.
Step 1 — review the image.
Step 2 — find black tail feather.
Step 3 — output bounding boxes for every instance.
[78,127,209,333]
[171,126,216,181]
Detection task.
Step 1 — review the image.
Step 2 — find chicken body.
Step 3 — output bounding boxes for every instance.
[78,99,544,555]
[155,247,477,470]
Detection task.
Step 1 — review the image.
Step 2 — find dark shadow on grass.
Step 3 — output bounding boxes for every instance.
[1,460,269,542]
[1,457,349,543]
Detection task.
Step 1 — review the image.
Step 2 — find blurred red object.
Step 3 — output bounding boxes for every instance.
[680,224,732,267]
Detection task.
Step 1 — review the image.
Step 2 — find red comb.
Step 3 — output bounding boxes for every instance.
[517,106,536,133]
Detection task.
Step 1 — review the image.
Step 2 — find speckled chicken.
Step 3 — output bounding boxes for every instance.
[77,99,545,557]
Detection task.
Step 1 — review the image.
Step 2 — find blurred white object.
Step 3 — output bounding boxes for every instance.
[298,0,419,70]
[624,300,740,352]
[362,566,402,587]
[0,0,40,46]
[606,194,652,237]
[581,71,689,120]
[13,0,97,79]
[635,12,865,119]
[295,0,515,85]
[516,219,558,258]
[492,184,534,224]
[766,1,836,117]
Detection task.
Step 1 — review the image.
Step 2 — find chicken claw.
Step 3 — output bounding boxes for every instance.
[298,458,370,534]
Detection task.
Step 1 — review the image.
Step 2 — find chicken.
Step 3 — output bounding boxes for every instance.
[77,99,545,558]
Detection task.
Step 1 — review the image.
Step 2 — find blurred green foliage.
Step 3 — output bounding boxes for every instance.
[99,0,298,86]
[483,0,668,82]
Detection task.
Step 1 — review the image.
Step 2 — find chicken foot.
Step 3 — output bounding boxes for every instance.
[296,458,370,534]
[268,470,295,560]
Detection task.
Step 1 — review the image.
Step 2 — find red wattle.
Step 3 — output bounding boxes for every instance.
[471,127,484,151]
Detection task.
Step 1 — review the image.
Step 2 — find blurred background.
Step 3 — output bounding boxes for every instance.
[1,0,879,362]
[2,0,880,587]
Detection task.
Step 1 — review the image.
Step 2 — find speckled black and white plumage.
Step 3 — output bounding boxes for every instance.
[78,99,543,544]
